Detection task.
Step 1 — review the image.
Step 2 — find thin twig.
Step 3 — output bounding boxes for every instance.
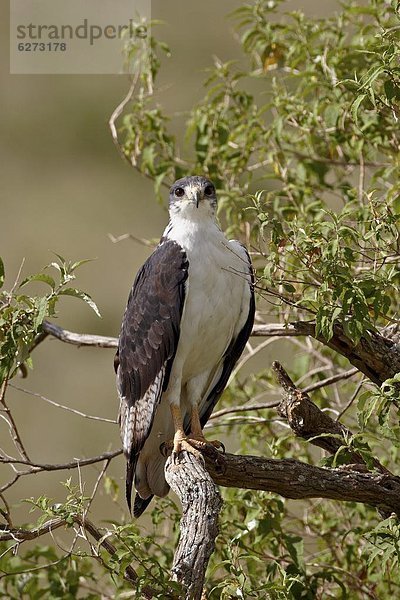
[0,378,31,461]
[209,401,280,420]
[229,337,278,381]
[10,258,26,295]
[303,368,359,393]
[0,493,12,527]
[71,459,111,556]
[358,152,365,205]
[0,449,122,473]
[336,377,365,421]
[0,474,21,494]
[108,232,156,248]
[84,459,110,518]
[10,383,117,424]
[109,73,140,162]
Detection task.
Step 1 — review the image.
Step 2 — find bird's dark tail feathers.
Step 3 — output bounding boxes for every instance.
[126,458,135,515]
[133,494,153,518]
[126,454,153,517]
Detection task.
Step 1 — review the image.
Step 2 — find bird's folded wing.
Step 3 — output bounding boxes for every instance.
[115,239,189,458]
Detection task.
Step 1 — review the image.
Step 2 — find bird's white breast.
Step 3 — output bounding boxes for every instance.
[165,216,251,382]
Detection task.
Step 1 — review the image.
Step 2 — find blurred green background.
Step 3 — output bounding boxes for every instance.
[1,0,339,525]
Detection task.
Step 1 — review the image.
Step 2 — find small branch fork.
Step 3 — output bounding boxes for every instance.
[271,361,391,476]
[0,450,122,494]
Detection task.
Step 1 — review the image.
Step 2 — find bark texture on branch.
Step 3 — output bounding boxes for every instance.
[272,361,391,475]
[165,451,223,600]
[202,450,400,516]
[290,321,400,386]
[42,320,118,348]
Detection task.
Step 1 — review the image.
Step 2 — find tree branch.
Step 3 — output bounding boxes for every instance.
[39,320,304,350]
[302,367,358,393]
[40,319,400,386]
[165,451,223,600]
[0,378,31,461]
[109,73,140,164]
[272,361,391,475]
[201,449,400,517]
[42,320,118,348]
[0,449,122,473]
[289,321,400,386]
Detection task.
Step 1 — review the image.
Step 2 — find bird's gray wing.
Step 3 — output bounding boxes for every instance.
[115,239,188,511]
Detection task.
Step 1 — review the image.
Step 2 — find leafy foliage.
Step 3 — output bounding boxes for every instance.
[0,255,100,386]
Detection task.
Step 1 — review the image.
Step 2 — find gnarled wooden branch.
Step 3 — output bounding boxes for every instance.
[201,450,400,517]
[272,361,391,475]
[288,321,400,386]
[165,451,223,600]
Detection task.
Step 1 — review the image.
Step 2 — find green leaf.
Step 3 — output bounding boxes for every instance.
[282,283,296,293]
[351,93,367,127]
[69,258,95,272]
[358,391,377,429]
[284,535,305,571]
[393,196,400,216]
[53,252,66,264]
[58,288,101,318]
[34,297,48,330]
[20,273,56,291]
[384,80,397,102]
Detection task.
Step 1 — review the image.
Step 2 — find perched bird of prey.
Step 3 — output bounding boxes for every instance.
[115,176,255,517]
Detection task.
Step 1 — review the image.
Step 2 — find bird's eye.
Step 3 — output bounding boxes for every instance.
[174,187,185,197]
[204,185,215,196]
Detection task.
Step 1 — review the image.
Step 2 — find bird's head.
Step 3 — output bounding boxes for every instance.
[168,176,217,220]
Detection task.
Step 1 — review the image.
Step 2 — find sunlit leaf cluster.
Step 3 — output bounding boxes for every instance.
[0,255,100,386]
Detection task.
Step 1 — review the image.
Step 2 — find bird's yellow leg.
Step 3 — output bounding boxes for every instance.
[159,404,195,457]
[162,404,224,457]
[188,404,225,452]
[170,404,186,453]
[189,403,204,439]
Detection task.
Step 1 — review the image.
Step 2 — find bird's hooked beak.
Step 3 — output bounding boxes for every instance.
[186,184,203,208]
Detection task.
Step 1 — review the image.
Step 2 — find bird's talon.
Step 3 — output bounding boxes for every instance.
[207,439,225,453]
[218,440,226,454]
[159,441,173,458]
